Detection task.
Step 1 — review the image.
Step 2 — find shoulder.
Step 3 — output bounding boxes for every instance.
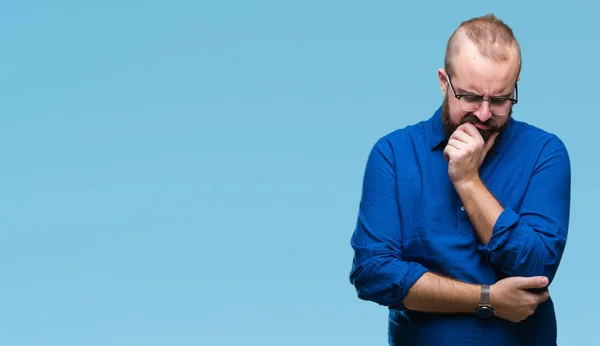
[508,119,571,169]
[360,120,429,171]
[371,120,430,154]
[509,119,569,153]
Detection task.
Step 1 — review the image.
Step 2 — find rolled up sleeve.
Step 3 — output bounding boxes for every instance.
[487,136,571,284]
[349,138,428,307]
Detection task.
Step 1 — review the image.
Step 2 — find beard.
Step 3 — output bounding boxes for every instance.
[442,92,511,142]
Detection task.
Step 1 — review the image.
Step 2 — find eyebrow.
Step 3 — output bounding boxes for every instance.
[455,87,479,95]
[456,88,514,98]
[496,91,514,98]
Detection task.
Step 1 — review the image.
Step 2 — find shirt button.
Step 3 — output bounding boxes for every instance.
[460,206,465,211]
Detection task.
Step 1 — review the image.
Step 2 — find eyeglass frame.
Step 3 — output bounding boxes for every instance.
[445,73,518,116]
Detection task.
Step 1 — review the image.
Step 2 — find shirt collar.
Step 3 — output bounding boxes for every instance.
[428,106,446,151]
[427,105,513,154]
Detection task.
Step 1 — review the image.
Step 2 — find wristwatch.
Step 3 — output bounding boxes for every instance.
[475,285,495,319]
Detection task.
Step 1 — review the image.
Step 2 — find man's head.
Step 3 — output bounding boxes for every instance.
[439,14,521,142]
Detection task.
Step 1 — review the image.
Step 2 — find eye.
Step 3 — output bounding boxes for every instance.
[462,95,482,103]
[490,98,511,107]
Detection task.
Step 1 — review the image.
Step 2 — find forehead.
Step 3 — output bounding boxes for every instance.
[452,39,519,95]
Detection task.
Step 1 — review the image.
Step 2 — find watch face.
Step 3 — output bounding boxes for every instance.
[476,306,495,319]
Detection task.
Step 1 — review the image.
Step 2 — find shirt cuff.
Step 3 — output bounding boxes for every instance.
[397,263,429,306]
[487,207,520,254]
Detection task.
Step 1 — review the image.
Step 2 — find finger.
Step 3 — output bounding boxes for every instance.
[539,290,550,302]
[444,145,459,161]
[516,276,549,289]
[483,132,500,155]
[449,129,474,144]
[447,138,466,151]
[529,290,550,307]
[457,123,482,139]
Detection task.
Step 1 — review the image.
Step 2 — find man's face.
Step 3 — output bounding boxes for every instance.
[441,90,511,142]
[440,39,519,142]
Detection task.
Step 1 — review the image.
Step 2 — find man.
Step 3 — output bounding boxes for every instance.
[349,14,571,346]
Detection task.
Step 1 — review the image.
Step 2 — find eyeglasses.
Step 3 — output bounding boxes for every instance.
[446,74,518,116]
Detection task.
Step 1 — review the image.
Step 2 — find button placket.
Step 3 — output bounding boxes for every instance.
[454,198,470,234]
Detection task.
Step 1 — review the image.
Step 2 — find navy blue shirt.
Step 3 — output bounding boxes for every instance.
[349,106,571,345]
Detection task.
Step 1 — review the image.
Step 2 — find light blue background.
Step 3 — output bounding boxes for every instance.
[1,1,597,345]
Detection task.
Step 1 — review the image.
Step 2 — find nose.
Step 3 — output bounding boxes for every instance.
[474,100,492,122]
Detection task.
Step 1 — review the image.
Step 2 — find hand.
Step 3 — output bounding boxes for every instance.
[490,276,550,323]
[443,123,499,186]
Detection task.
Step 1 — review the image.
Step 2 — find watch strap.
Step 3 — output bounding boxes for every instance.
[480,285,491,306]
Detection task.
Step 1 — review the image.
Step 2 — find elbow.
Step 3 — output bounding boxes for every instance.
[350,260,393,306]
[513,252,562,285]
[508,236,567,285]
[349,253,427,307]
[489,221,568,285]
[349,256,404,307]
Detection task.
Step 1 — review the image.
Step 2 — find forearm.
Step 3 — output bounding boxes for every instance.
[455,179,557,279]
[483,137,570,282]
[455,178,567,283]
[454,177,503,245]
[403,272,480,313]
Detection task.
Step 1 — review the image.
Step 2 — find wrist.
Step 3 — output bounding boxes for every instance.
[489,283,497,307]
[453,175,481,193]
[475,284,496,319]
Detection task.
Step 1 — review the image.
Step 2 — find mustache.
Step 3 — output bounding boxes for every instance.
[459,114,499,130]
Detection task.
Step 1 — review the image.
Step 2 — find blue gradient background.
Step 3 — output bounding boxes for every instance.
[1,1,597,345]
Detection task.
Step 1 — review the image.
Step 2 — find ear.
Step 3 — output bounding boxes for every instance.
[437,68,448,96]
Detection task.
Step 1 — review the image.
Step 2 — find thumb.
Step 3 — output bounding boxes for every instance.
[483,132,499,156]
[515,276,549,289]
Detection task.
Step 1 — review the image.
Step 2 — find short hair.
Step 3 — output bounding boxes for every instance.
[444,14,522,77]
